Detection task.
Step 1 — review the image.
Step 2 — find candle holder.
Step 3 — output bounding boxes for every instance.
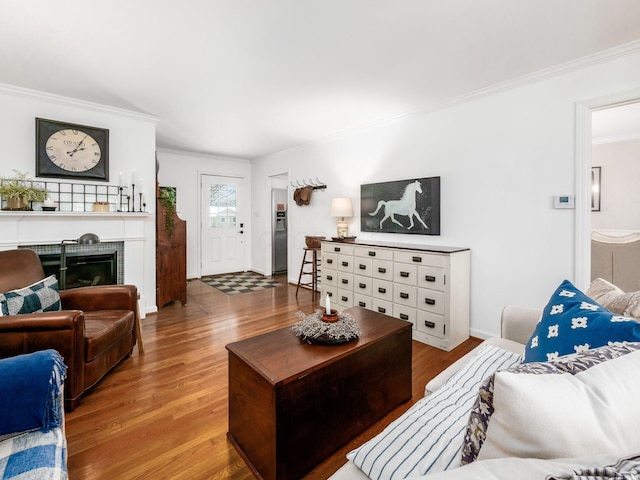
[131,183,136,212]
[139,192,143,212]
[322,308,339,323]
[117,186,124,212]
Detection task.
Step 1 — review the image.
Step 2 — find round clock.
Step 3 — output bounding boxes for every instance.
[45,129,101,172]
[36,118,109,181]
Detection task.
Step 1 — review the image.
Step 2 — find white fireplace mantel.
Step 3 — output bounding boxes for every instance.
[0,211,154,316]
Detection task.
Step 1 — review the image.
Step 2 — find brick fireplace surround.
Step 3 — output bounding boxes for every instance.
[0,211,151,317]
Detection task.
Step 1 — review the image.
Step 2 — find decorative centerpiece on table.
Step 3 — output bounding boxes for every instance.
[291,295,360,344]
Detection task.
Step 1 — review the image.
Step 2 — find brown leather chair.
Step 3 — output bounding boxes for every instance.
[0,249,138,411]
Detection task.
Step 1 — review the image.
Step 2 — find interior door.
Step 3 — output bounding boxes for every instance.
[201,175,245,276]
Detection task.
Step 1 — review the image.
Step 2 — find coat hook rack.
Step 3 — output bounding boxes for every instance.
[290,177,326,191]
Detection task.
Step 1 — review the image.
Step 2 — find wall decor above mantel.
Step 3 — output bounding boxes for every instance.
[361,176,440,235]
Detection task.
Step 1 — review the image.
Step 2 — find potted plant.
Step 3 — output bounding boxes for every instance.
[0,170,48,210]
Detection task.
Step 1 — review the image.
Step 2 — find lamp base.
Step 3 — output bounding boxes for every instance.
[336,220,349,239]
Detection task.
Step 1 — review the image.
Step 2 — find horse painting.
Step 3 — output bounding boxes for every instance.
[368,180,429,230]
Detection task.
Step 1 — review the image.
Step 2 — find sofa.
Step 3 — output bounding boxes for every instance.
[330,278,640,479]
[0,248,138,411]
[0,349,68,479]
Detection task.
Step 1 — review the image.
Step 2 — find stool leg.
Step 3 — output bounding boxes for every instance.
[296,250,307,297]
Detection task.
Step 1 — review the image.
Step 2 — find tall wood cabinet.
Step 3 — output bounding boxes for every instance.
[320,240,470,351]
[156,188,187,308]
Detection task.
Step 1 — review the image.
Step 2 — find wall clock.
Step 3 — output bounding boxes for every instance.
[35,118,109,181]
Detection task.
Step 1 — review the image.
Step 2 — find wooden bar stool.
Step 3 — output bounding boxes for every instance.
[296,247,321,297]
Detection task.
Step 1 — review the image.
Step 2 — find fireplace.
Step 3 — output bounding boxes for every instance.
[39,250,117,289]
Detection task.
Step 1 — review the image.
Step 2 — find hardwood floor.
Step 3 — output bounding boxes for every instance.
[65,277,482,480]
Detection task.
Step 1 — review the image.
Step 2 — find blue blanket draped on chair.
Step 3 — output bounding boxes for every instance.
[0,350,67,437]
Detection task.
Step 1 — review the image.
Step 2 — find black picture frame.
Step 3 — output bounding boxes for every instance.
[361,177,441,235]
[591,166,601,212]
[35,118,109,181]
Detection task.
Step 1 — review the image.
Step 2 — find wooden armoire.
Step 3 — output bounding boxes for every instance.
[156,185,187,308]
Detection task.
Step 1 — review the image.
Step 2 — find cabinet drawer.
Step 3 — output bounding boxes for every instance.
[337,288,354,308]
[322,269,337,286]
[417,288,445,315]
[353,275,372,296]
[321,286,337,307]
[417,266,445,291]
[372,260,394,281]
[337,254,354,273]
[337,272,353,290]
[372,298,393,316]
[323,253,337,269]
[394,285,417,307]
[354,246,393,261]
[417,310,445,339]
[372,279,393,302]
[394,251,445,268]
[354,257,373,276]
[326,244,354,255]
[393,264,417,286]
[354,293,372,310]
[393,304,416,328]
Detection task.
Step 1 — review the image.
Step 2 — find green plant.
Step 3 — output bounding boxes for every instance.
[158,187,177,236]
[0,170,47,209]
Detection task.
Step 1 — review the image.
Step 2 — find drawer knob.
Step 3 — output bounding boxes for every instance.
[425,275,436,282]
[341,261,349,267]
[359,264,367,270]
[400,271,410,278]
[378,307,386,314]
[334,247,341,252]
[400,313,409,320]
[359,301,366,307]
[424,320,435,328]
[327,292,333,297]
[368,251,376,257]
[378,287,386,294]
[425,298,436,305]
[359,283,366,289]
[341,296,348,302]
[412,256,422,263]
[326,275,333,281]
[378,267,386,274]
[400,292,409,299]
[341,279,349,284]
[327,259,333,264]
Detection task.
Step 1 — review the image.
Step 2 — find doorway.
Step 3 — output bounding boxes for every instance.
[575,90,640,289]
[200,174,246,276]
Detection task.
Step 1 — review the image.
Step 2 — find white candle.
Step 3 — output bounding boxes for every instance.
[326,294,331,314]
[131,169,136,185]
[119,172,123,187]
[43,197,55,207]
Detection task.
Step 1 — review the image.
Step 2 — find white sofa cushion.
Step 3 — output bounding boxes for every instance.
[461,343,640,463]
[346,344,521,480]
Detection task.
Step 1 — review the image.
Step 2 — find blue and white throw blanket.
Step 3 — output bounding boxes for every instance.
[0,350,68,480]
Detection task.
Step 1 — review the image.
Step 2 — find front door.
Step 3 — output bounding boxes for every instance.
[201,175,246,276]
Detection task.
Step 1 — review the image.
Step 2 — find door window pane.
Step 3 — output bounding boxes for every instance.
[209,184,237,228]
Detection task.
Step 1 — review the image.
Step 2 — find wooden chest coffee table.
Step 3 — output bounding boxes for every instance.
[226,307,412,480]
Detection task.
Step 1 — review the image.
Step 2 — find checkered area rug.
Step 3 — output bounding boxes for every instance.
[200,271,282,295]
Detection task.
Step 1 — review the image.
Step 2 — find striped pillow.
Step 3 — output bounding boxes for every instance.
[347,344,521,480]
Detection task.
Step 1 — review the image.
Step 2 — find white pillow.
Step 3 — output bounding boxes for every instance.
[347,344,521,480]
[478,347,640,461]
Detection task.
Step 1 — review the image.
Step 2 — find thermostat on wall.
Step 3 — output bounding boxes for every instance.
[553,195,575,209]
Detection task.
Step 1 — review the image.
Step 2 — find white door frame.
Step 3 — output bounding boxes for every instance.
[198,172,248,277]
[574,88,640,289]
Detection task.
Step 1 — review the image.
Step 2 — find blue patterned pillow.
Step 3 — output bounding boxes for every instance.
[523,279,640,363]
[0,276,61,316]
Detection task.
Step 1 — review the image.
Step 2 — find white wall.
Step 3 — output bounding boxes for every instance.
[0,84,158,312]
[592,139,640,230]
[156,148,251,279]
[252,50,640,339]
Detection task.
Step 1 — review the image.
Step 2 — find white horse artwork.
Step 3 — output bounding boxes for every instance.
[369,180,429,230]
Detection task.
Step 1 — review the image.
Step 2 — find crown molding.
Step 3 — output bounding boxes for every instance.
[0,82,159,123]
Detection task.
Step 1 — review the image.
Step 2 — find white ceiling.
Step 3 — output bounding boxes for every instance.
[2,1,640,159]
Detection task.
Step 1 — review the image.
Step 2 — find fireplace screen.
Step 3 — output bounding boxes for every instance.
[39,251,117,289]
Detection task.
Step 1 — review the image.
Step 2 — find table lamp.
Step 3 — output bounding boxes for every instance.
[330,197,354,238]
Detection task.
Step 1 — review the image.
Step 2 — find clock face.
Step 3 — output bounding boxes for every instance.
[45,129,102,172]
[36,118,109,181]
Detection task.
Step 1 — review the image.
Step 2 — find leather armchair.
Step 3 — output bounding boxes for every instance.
[0,249,138,411]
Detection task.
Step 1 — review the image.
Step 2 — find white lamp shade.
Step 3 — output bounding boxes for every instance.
[330,197,354,218]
